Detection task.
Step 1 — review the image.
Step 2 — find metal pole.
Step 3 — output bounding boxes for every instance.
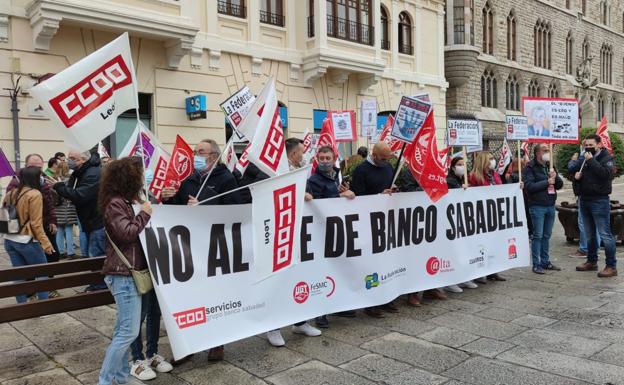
[10,97,21,170]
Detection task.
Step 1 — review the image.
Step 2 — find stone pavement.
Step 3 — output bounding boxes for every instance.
[0,183,623,385]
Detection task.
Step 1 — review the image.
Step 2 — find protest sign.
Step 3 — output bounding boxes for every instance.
[360,100,377,137]
[329,110,357,142]
[447,119,480,147]
[391,96,431,143]
[140,184,529,359]
[522,97,579,143]
[220,86,255,142]
[505,116,529,141]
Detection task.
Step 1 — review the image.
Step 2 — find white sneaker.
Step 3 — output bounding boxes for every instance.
[292,323,322,337]
[267,330,285,347]
[148,354,173,373]
[445,284,463,293]
[461,281,478,289]
[130,360,157,381]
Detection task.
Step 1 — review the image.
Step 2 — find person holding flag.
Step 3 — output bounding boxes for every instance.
[523,144,563,274]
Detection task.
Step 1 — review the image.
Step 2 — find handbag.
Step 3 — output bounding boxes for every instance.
[105,231,153,294]
[0,190,28,234]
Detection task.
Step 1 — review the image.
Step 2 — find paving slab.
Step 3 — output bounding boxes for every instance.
[428,311,527,340]
[508,328,611,358]
[417,326,480,348]
[339,353,413,382]
[1,368,82,385]
[545,320,624,344]
[279,334,367,366]
[0,324,32,353]
[265,360,376,385]
[385,367,448,385]
[224,336,308,378]
[361,332,469,374]
[510,314,558,328]
[459,337,516,358]
[53,341,109,376]
[476,306,526,322]
[0,345,56,382]
[178,361,268,385]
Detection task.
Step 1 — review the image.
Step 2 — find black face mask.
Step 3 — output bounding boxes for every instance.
[584,147,596,156]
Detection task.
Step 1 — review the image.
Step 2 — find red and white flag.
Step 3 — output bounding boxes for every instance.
[119,121,171,201]
[97,142,110,159]
[521,141,529,157]
[597,116,613,154]
[378,115,404,153]
[248,166,310,281]
[311,118,339,172]
[241,79,289,176]
[302,128,317,166]
[164,135,194,190]
[403,112,449,202]
[221,140,239,172]
[235,143,251,175]
[30,33,138,151]
[496,138,512,175]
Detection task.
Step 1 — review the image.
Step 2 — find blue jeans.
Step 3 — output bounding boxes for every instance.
[55,225,75,256]
[529,205,556,268]
[130,289,162,361]
[5,239,49,303]
[77,220,88,256]
[87,228,106,257]
[99,275,141,385]
[581,198,617,267]
[578,199,601,253]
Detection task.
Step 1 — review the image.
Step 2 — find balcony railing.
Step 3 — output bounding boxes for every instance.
[260,10,285,27]
[399,44,413,55]
[307,16,374,46]
[217,0,246,19]
[381,40,389,50]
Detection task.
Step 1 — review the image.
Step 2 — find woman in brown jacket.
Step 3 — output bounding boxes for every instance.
[97,157,152,385]
[3,166,54,303]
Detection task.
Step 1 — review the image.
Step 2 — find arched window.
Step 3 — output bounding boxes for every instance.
[482,2,494,54]
[547,82,559,98]
[601,44,613,84]
[381,5,389,50]
[481,69,497,108]
[582,37,590,61]
[506,75,520,111]
[398,11,413,55]
[507,11,517,61]
[597,93,605,120]
[600,1,610,25]
[326,0,373,45]
[565,32,573,75]
[218,0,246,18]
[611,98,618,123]
[534,19,551,69]
[528,79,541,97]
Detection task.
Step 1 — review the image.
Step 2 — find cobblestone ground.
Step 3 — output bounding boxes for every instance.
[0,184,623,385]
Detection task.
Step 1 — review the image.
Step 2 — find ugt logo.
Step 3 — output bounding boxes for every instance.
[365,273,379,289]
[173,307,206,329]
[173,148,193,180]
[272,184,296,272]
[259,106,285,172]
[49,55,133,128]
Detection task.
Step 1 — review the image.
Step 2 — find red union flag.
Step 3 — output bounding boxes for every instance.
[244,79,289,176]
[249,166,309,281]
[597,116,613,154]
[30,33,137,151]
[164,135,194,190]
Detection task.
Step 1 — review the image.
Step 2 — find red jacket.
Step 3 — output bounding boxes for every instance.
[468,171,502,187]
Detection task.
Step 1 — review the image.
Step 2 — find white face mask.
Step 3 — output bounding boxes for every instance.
[454,166,465,177]
[489,159,497,170]
[541,153,550,163]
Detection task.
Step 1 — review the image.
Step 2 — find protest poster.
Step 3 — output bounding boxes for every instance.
[140,184,529,359]
[360,99,377,137]
[391,96,432,143]
[329,110,357,142]
[447,119,480,147]
[506,116,529,141]
[522,97,579,143]
[220,86,256,142]
[465,122,483,153]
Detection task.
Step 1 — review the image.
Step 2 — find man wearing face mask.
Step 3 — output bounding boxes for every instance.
[161,139,241,206]
[571,134,617,277]
[523,144,563,274]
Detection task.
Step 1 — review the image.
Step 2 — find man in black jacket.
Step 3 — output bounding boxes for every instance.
[523,144,563,274]
[570,134,617,277]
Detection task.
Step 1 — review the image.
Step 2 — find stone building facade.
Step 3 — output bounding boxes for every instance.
[444,0,624,143]
[0,0,447,169]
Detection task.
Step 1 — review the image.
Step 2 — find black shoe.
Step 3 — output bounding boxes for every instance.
[84,283,107,292]
[542,263,561,271]
[315,315,329,328]
[334,310,357,318]
[532,266,545,274]
[487,274,506,281]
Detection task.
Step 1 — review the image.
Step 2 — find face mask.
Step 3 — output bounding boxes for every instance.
[454,166,465,177]
[489,159,497,170]
[317,162,334,173]
[194,156,207,171]
[541,153,550,163]
[584,147,596,155]
[144,169,154,186]
[67,159,78,171]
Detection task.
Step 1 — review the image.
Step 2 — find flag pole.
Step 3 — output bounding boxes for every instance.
[517,140,522,181]
[390,142,407,188]
[549,143,554,172]
[462,146,468,186]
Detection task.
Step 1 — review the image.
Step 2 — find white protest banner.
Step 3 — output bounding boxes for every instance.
[505,115,529,141]
[329,110,357,142]
[249,167,309,281]
[447,119,480,147]
[522,97,579,143]
[140,184,529,359]
[391,96,432,143]
[30,33,138,151]
[220,86,256,142]
[360,100,377,137]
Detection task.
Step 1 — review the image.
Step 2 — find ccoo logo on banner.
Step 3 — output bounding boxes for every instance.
[30,33,138,151]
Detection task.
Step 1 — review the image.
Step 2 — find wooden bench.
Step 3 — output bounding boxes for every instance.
[0,257,113,323]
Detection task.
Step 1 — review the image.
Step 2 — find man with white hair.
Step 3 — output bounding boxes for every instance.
[53,150,106,290]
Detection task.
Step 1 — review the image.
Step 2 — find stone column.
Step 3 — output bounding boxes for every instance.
[415,4,423,73]
[373,0,381,59]
[391,0,399,69]
[286,0,296,51]
[248,0,260,44]
[314,0,327,48]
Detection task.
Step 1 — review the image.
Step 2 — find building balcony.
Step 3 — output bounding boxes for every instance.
[259,10,284,27]
[217,0,246,19]
[307,15,374,46]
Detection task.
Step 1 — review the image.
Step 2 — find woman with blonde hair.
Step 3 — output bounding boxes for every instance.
[468,151,506,283]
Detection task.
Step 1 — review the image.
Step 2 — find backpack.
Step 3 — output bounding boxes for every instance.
[0,189,28,234]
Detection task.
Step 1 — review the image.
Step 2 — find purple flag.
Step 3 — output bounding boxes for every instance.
[0,148,14,178]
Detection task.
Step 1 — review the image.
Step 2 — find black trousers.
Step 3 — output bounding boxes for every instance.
[44,227,60,263]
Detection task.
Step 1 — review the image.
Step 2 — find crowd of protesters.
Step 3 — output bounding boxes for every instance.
[0,133,616,385]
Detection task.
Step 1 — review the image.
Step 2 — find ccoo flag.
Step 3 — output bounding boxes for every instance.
[30,33,138,151]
